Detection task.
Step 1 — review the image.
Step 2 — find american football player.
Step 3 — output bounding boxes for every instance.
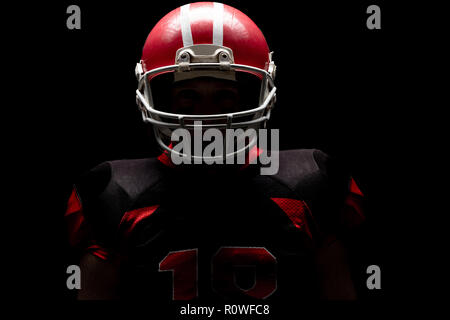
[64,2,365,301]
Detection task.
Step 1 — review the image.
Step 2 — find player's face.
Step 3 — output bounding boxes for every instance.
[169,78,241,115]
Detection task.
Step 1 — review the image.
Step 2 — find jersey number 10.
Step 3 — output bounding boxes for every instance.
[159,247,277,300]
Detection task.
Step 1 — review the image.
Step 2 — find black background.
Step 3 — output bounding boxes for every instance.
[11,0,431,312]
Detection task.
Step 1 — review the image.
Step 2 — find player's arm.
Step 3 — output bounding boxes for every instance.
[311,150,365,300]
[77,252,121,300]
[315,237,357,300]
[65,162,123,300]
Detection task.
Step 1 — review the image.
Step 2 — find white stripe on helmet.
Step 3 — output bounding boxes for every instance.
[212,2,224,46]
[180,4,193,47]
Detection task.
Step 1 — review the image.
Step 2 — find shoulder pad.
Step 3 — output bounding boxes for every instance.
[74,158,164,247]
[273,149,348,202]
[273,149,353,234]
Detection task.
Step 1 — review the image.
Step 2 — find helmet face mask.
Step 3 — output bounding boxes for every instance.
[135,3,277,162]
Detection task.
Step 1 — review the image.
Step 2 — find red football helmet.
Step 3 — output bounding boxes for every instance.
[135,2,277,161]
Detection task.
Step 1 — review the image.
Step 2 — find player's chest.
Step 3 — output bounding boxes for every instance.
[118,187,319,300]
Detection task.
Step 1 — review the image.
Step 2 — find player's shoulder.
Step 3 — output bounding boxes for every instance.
[278,148,329,174]
[275,149,365,235]
[276,148,336,185]
[74,157,165,209]
[69,157,166,248]
[274,148,349,201]
[107,157,166,196]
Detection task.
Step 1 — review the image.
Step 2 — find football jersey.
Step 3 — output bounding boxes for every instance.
[64,149,364,300]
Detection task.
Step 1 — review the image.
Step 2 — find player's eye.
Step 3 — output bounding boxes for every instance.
[174,89,200,113]
[178,89,200,101]
[214,89,239,112]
